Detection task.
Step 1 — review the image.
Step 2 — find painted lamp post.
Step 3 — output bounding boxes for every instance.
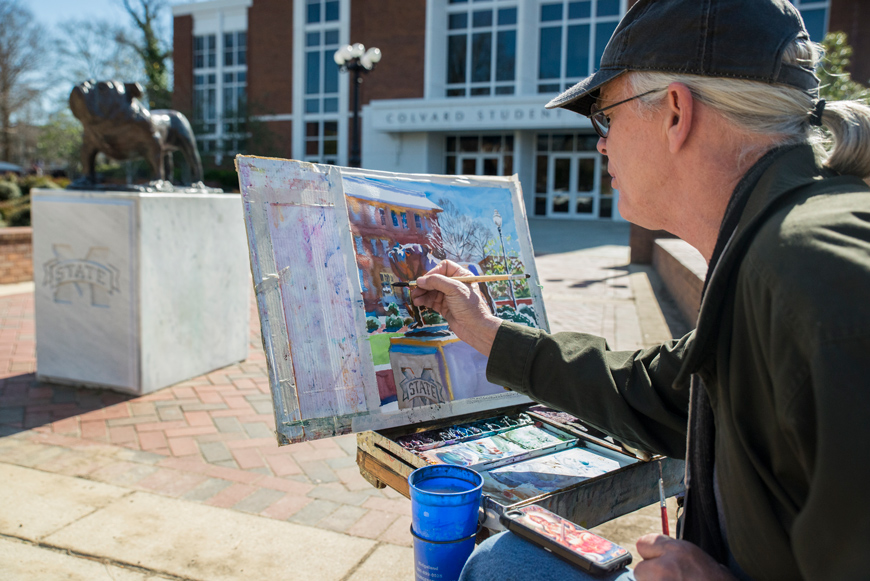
[493,209,517,310]
[334,43,382,168]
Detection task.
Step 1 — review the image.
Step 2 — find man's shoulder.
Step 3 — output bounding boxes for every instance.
[742,180,870,339]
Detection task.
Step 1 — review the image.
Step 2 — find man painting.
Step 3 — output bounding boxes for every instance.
[411,0,870,578]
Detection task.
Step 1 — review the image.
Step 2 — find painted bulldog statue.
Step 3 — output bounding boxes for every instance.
[69,80,205,189]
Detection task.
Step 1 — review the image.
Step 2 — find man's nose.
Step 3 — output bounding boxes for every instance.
[596,137,607,156]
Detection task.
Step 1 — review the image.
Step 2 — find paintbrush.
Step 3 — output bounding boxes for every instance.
[659,462,670,536]
[392,273,531,288]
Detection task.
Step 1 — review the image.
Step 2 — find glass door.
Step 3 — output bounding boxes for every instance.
[547,153,600,219]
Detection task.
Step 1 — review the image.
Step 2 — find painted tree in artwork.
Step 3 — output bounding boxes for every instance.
[429,198,493,264]
[479,237,530,299]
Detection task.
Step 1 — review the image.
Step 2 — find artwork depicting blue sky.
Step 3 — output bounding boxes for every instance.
[360,177,522,257]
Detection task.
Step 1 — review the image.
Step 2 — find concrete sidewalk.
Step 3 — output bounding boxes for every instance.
[0,222,687,580]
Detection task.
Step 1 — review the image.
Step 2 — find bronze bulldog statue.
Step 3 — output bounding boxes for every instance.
[69,80,204,188]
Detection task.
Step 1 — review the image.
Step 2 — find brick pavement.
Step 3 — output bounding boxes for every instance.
[0,292,415,550]
[0,241,678,566]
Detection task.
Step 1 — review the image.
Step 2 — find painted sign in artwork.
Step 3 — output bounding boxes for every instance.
[236,157,548,443]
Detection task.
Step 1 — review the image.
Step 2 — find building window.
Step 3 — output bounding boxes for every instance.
[303,0,341,164]
[379,208,386,225]
[401,212,408,229]
[371,239,379,256]
[305,120,338,164]
[193,72,217,135]
[537,1,622,95]
[222,70,247,137]
[194,34,216,69]
[307,0,339,24]
[194,31,247,160]
[792,0,828,42]
[358,267,368,292]
[414,214,422,230]
[305,29,340,114]
[381,239,391,254]
[445,134,514,176]
[534,133,613,219]
[391,210,399,227]
[446,1,517,97]
[354,236,364,254]
[224,31,247,67]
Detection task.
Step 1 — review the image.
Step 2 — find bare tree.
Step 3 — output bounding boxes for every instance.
[431,198,494,264]
[0,0,44,161]
[117,0,172,109]
[56,19,141,85]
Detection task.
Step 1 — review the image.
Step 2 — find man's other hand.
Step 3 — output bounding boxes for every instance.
[634,534,736,581]
[410,260,503,356]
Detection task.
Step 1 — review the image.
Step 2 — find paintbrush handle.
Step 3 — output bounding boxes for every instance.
[393,273,530,287]
[451,273,530,283]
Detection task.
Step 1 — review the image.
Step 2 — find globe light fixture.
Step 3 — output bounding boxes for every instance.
[334,43,383,168]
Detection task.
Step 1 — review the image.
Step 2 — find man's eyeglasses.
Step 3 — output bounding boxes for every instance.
[589,88,666,138]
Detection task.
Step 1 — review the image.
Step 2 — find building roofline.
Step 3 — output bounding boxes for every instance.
[172,0,252,17]
[344,177,443,212]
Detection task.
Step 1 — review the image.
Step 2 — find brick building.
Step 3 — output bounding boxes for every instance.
[343,177,443,316]
[173,0,867,221]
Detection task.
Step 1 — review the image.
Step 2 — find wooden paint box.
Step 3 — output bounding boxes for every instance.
[356,404,685,534]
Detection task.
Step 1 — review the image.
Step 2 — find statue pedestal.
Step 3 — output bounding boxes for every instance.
[32,189,250,395]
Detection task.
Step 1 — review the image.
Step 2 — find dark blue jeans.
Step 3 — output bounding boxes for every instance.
[459,532,636,581]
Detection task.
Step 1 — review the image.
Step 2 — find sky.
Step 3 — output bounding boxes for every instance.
[28,0,174,34]
[25,0,181,115]
[368,177,523,258]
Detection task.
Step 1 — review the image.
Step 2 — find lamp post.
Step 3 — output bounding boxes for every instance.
[493,209,517,310]
[334,43,382,168]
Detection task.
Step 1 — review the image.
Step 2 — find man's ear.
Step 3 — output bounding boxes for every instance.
[664,82,694,153]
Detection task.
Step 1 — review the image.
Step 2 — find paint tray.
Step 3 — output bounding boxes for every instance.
[357,405,684,533]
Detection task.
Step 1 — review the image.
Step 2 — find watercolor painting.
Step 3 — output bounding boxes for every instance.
[236,156,547,443]
[480,448,623,504]
[342,174,543,410]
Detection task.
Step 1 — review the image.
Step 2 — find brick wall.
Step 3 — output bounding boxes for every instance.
[350,0,426,161]
[629,223,675,264]
[652,238,707,327]
[0,228,32,284]
[829,0,870,85]
[248,0,294,159]
[351,0,426,106]
[172,15,194,116]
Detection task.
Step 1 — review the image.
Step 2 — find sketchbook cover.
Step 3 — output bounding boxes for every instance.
[236,156,548,444]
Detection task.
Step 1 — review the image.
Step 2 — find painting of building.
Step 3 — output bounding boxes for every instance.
[343,177,442,316]
[238,156,544,441]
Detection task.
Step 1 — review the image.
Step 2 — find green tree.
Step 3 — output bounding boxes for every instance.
[818,31,869,103]
[118,0,172,109]
[36,110,82,175]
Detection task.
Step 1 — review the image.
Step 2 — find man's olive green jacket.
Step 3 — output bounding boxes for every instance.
[487,145,870,580]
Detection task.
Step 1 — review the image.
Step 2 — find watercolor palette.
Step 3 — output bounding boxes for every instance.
[415,423,576,469]
[357,405,686,535]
